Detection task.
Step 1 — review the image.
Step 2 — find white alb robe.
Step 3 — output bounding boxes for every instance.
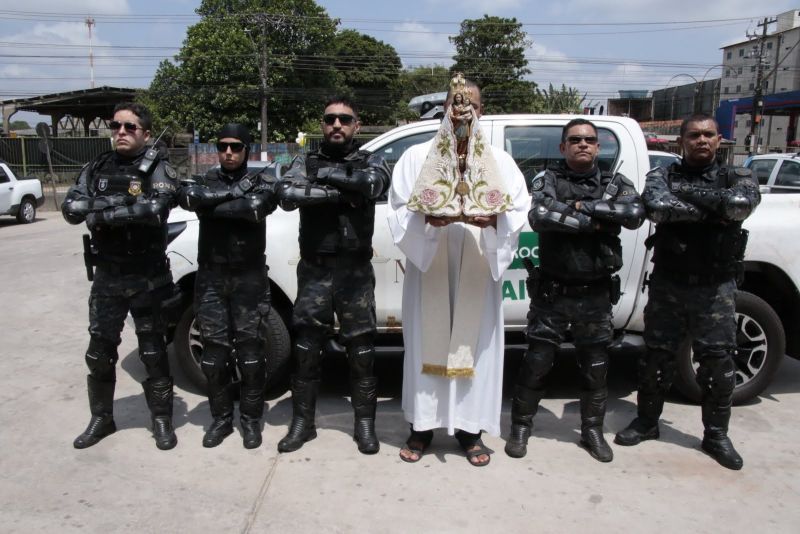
[388,140,531,436]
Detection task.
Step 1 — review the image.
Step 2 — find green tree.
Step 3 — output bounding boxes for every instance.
[145,0,339,142]
[536,83,586,114]
[330,30,402,125]
[450,16,538,113]
[9,120,31,130]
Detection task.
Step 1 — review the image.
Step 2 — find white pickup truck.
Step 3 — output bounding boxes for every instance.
[0,161,44,224]
[165,114,798,404]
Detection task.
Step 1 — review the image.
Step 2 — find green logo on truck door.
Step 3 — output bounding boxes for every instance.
[510,232,539,270]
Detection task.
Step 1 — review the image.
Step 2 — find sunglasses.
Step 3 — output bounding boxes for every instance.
[566,135,598,145]
[109,120,142,133]
[216,141,246,153]
[323,113,355,126]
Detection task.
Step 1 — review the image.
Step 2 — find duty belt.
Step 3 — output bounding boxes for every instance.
[542,277,610,297]
[304,251,372,267]
[655,269,735,286]
[199,261,263,274]
[95,258,168,277]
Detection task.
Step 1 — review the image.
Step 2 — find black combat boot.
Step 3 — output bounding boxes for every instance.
[614,389,663,446]
[504,385,540,459]
[352,377,379,454]
[143,377,178,450]
[203,382,234,448]
[239,385,265,450]
[701,398,743,470]
[73,375,117,449]
[278,377,319,453]
[579,389,613,462]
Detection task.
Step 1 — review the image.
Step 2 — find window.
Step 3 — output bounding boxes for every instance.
[751,66,756,72]
[747,159,776,185]
[0,168,8,183]
[504,126,620,190]
[736,85,741,92]
[749,83,755,90]
[373,131,436,173]
[734,120,738,127]
[737,67,743,75]
[774,160,800,192]
[739,49,745,57]
[724,87,729,94]
[725,69,730,77]
[767,42,773,50]
[746,119,751,127]
[765,81,769,89]
[727,51,732,60]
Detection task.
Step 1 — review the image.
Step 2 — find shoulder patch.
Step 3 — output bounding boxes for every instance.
[165,164,177,179]
[734,167,751,177]
[531,173,545,191]
[616,174,635,187]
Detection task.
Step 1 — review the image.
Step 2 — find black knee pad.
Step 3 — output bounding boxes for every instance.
[137,333,169,378]
[577,346,608,391]
[347,339,375,379]
[237,345,267,387]
[294,337,323,380]
[696,352,736,400]
[518,342,557,389]
[638,348,677,393]
[85,336,118,381]
[201,342,231,384]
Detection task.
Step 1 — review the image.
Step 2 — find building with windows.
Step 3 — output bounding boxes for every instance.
[720,10,800,150]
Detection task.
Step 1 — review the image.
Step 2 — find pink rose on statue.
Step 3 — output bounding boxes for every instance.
[486,189,504,206]
[420,188,438,205]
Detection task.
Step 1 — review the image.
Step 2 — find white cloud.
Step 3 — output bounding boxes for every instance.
[390,22,455,67]
[20,0,130,14]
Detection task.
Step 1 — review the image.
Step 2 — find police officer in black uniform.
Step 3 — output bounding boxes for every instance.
[178,124,278,449]
[615,114,760,470]
[276,96,390,455]
[63,103,179,450]
[505,118,645,462]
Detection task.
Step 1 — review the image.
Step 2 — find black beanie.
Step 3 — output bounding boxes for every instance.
[217,123,252,145]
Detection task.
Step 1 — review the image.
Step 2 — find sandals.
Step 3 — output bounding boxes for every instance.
[399,428,433,463]
[455,430,494,467]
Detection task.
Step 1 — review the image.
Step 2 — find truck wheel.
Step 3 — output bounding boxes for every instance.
[16,198,36,224]
[173,302,292,399]
[673,291,785,405]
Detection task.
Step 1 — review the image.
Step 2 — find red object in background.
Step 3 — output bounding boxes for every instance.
[644,132,668,146]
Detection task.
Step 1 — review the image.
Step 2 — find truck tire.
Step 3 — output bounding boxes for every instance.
[173,301,292,399]
[673,291,785,405]
[16,198,36,224]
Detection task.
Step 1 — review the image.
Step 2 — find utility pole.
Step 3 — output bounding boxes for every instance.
[747,16,776,155]
[259,19,269,159]
[85,17,95,89]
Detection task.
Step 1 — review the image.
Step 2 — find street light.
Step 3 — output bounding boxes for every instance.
[664,73,698,120]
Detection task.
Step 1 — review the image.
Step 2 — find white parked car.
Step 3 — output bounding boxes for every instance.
[166,115,798,404]
[744,153,800,193]
[0,161,44,224]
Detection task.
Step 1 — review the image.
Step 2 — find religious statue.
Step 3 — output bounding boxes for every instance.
[406,72,511,219]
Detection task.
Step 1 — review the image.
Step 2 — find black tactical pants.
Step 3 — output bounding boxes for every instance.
[85,265,172,382]
[640,274,738,423]
[194,264,270,391]
[521,285,613,395]
[291,255,377,380]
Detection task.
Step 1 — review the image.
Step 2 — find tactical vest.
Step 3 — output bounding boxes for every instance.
[539,168,623,281]
[650,165,747,278]
[197,167,266,267]
[298,148,376,259]
[87,151,169,265]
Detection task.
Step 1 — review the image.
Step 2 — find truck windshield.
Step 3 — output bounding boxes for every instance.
[504,126,620,190]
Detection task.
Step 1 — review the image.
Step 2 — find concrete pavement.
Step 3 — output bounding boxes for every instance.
[0,216,798,533]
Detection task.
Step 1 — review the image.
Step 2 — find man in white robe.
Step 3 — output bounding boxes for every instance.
[388,83,530,465]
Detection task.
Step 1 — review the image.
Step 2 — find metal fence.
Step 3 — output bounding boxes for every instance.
[0,136,112,183]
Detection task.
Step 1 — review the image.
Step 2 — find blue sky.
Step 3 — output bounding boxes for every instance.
[0,0,796,125]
